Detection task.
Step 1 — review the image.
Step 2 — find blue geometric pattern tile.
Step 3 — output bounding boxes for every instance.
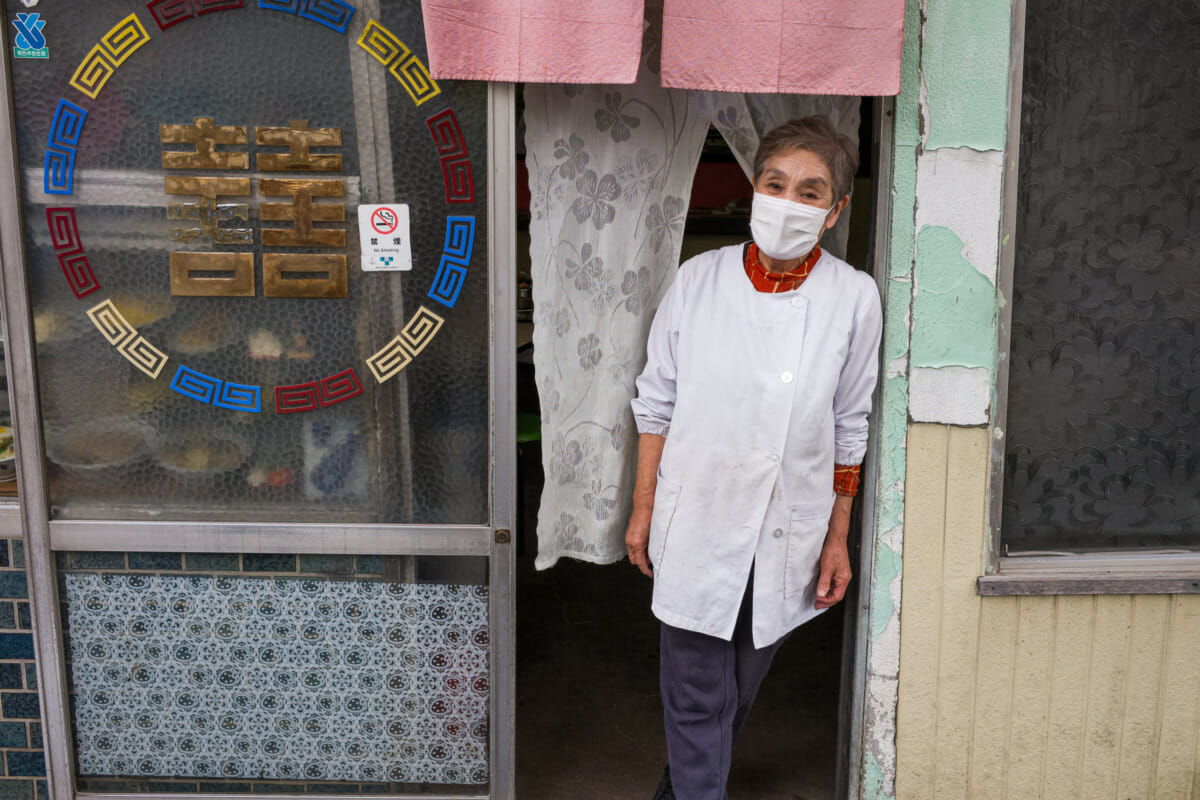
[296,0,355,34]
[44,99,87,195]
[213,381,261,413]
[259,0,355,34]
[64,573,489,784]
[428,216,475,309]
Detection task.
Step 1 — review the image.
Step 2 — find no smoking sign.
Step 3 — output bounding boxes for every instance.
[358,204,412,272]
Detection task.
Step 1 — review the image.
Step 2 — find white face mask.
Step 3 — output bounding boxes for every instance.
[749,191,832,261]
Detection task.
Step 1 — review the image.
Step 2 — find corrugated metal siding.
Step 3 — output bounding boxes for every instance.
[896,423,1200,800]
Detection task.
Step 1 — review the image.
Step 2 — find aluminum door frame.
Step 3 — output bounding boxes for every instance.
[0,21,518,798]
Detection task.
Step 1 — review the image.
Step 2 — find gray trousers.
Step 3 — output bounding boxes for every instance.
[659,576,787,800]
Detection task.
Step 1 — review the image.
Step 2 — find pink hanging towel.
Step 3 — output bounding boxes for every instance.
[421,0,645,84]
[660,0,905,96]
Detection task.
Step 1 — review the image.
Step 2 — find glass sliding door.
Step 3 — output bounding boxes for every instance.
[0,1,515,797]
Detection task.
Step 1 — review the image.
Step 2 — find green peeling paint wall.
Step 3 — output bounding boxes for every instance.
[910,226,998,370]
[860,0,1013,796]
[920,0,1012,151]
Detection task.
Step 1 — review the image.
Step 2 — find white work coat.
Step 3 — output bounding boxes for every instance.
[631,244,882,647]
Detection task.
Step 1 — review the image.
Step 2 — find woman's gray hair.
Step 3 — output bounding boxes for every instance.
[752,116,859,202]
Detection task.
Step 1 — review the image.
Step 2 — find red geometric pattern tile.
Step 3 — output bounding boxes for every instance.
[426,109,474,204]
[275,367,364,413]
[46,208,99,298]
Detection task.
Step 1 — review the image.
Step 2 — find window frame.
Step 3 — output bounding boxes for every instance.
[980,0,1200,596]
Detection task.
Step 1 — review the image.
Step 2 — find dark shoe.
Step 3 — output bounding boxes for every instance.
[653,765,675,800]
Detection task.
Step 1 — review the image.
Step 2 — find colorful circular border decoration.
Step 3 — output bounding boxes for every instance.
[42,0,479,415]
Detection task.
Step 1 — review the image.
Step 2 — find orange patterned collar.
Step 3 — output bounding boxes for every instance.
[743,241,822,294]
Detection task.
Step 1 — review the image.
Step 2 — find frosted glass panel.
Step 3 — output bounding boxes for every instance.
[9,1,488,523]
[1001,0,1200,551]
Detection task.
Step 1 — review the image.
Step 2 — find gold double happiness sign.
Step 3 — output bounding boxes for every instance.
[162,117,347,299]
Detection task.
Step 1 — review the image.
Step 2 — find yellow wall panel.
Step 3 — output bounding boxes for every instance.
[1004,596,1055,800]
[1154,597,1200,799]
[934,427,988,800]
[1079,596,1132,798]
[895,423,1200,800]
[895,423,949,799]
[966,598,1016,797]
[1042,596,1095,800]
[1117,596,1171,798]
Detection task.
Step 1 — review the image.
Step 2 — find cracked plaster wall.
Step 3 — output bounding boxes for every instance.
[859,0,1013,796]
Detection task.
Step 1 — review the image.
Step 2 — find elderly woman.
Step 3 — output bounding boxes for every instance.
[625,115,882,800]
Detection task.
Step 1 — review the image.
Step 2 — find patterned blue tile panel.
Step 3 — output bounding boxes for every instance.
[64,573,489,784]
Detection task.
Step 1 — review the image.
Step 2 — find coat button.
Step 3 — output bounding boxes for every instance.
[772,528,784,539]
[791,297,804,308]
[780,371,794,383]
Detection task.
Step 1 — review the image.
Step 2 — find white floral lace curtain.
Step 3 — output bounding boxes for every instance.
[527,30,860,569]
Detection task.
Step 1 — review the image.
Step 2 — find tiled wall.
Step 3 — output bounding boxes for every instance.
[0,546,492,797]
[0,537,46,800]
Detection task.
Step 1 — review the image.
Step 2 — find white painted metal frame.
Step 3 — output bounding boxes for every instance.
[840,94,897,800]
[486,81,518,800]
[0,16,76,797]
[0,23,519,798]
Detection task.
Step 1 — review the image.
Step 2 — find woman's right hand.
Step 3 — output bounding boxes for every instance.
[626,433,666,578]
[625,511,653,577]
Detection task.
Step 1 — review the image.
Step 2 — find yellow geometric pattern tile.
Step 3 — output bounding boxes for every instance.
[70,13,151,100]
[356,19,440,106]
[365,306,444,383]
[87,298,169,379]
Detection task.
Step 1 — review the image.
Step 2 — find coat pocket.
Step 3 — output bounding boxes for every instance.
[784,502,831,599]
[648,475,682,569]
